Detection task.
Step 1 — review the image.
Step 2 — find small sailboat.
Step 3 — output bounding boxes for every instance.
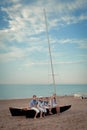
[9,9,71,118]
[9,105,71,117]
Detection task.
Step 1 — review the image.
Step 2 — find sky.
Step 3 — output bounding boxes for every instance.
[0,0,87,84]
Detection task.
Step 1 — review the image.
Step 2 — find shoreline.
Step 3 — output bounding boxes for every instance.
[0,96,87,130]
[0,95,74,100]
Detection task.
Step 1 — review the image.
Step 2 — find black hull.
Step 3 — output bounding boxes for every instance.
[60,105,71,113]
[9,107,26,116]
[9,105,71,118]
[26,105,71,118]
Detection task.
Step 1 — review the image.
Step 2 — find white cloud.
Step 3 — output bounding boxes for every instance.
[55,38,87,49]
[1,0,87,44]
[1,4,45,44]
[60,15,87,25]
[63,0,87,12]
[78,40,87,49]
[79,54,87,57]
[23,61,48,67]
[0,46,25,61]
[0,0,87,48]
[55,60,87,64]
[53,0,87,12]
[22,59,87,68]
[0,42,6,50]
[48,14,87,30]
[0,42,47,62]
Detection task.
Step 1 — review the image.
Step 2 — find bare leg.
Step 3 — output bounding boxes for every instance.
[34,112,38,119]
[40,111,43,118]
[49,107,52,114]
[56,106,60,114]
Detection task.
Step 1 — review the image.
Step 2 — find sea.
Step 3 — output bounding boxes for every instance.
[0,84,87,99]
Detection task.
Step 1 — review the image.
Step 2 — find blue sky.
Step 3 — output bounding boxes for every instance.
[0,0,87,84]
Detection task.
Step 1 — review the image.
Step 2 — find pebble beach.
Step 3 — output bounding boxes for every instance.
[0,96,87,130]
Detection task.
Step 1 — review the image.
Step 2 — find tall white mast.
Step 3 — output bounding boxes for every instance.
[44,9,56,95]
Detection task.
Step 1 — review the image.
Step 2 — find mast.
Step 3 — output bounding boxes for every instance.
[44,9,56,95]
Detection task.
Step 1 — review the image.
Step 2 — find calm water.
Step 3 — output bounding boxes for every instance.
[0,84,87,99]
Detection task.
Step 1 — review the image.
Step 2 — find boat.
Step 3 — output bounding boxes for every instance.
[74,93,87,99]
[9,105,71,117]
[9,9,71,118]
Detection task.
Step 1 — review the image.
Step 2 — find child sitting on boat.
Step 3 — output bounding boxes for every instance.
[37,96,47,117]
[29,95,43,119]
[43,97,53,114]
[49,94,60,114]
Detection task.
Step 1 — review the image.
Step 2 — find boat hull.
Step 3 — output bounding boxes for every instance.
[9,105,71,118]
[26,105,71,118]
[9,107,27,116]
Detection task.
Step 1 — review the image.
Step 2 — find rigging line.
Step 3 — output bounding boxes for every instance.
[44,9,56,95]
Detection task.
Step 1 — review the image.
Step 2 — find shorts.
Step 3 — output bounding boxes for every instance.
[31,107,39,113]
[38,107,47,113]
[53,104,57,107]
